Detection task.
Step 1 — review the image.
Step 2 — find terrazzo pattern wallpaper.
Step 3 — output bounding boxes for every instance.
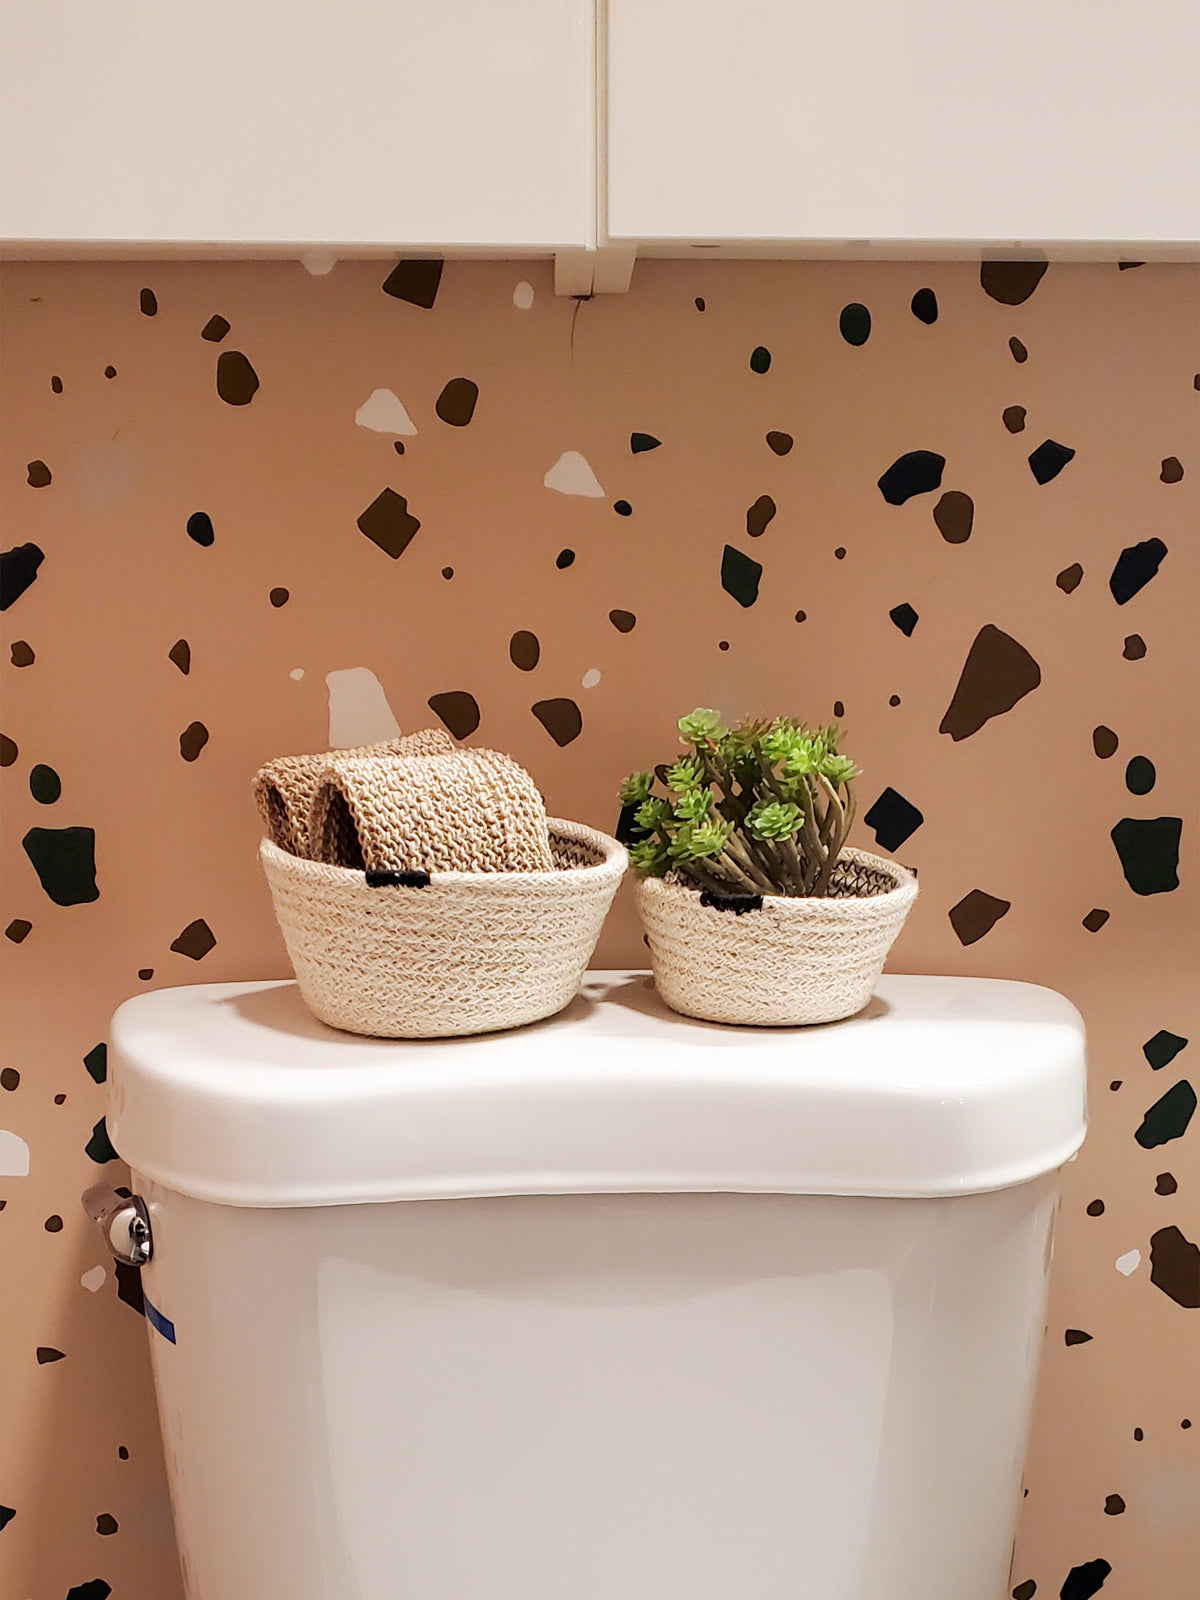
[1,257,1197,1600]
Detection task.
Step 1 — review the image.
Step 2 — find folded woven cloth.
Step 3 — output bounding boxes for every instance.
[308,747,555,874]
[253,728,455,857]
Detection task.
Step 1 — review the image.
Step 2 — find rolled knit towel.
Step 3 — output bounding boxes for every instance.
[253,728,456,857]
[308,747,555,874]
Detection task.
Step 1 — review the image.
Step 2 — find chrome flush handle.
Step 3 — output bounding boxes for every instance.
[82,1184,153,1266]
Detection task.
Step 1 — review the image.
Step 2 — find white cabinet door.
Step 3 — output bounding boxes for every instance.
[605,0,1200,253]
[0,0,593,250]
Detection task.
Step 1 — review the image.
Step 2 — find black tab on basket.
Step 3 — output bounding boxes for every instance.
[699,890,763,914]
[364,869,432,888]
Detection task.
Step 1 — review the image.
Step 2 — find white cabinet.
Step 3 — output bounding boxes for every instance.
[0,0,594,253]
[604,0,1200,255]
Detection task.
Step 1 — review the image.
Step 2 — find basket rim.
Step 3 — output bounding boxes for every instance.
[634,845,917,915]
[260,816,627,887]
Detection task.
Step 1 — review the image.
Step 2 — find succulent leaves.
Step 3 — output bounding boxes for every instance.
[620,708,858,898]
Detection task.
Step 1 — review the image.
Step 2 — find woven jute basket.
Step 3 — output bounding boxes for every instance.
[261,819,627,1038]
[634,847,918,1027]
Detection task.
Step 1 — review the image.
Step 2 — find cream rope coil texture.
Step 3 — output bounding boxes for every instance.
[307,747,554,874]
[260,820,627,1038]
[252,728,456,857]
[634,847,918,1027]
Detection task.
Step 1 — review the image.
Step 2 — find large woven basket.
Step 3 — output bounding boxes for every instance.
[261,820,627,1038]
[635,847,918,1027]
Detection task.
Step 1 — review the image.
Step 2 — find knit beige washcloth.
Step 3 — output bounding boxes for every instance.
[253,728,456,857]
[308,746,555,874]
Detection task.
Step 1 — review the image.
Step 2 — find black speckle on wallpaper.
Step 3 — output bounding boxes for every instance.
[949,889,1011,946]
[36,1347,65,1364]
[85,1117,118,1164]
[96,1514,118,1535]
[5,919,32,943]
[746,495,776,537]
[215,350,259,406]
[1103,1495,1125,1516]
[1143,1030,1187,1070]
[833,546,846,561]
[509,631,540,671]
[1123,634,1147,661]
[750,345,771,373]
[1134,1080,1195,1149]
[1009,336,1029,363]
[383,258,444,308]
[29,764,61,804]
[933,490,974,544]
[1124,756,1155,795]
[609,609,636,633]
[26,459,52,488]
[1,1066,19,1090]
[44,1214,62,1233]
[1064,1329,1093,1346]
[0,1505,14,1531]
[1109,538,1167,604]
[435,378,478,427]
[878,450,945,505]
[981,260,1047,305]
[1156,1172,1178,1195]
[1059,1558,1111,1599]
[84,1044,107,1085]
[22,827,98,906]
[1057,564,1083,594]
[358,489,420,559]
[168,638,191,675]
[104,366,117,380]
[179,722,209,762]
[889,603,918,637]
[428,691,479,739]
[613,501,632,517]
[269,587,289,608]
[1028,439,1075,485]
[1086,1199,1106,1217]
[556,548,577,567]
[139,287,157,316]
[1159,456,1184,484]
[50,374,63,393]
[1092,726,1118,759]
[631,432,660,453]
[1003,406,1027,434]
[169,918,216,960]
[765,430,793,456]
[863,787,924,851]
[186,511,214,547]
[532,698,582,747]
[1,543,45,609]
[940,625,1041,740]
[201,314,230,342]
[1110,817,1181,895]
[910,287,938,324]
[838,303,871,346]
[721,545,762,608]
[65,1581,112,1600]
[1149,1227,1199,1307]
[11,639,35,666]
[1082,909,1110,933]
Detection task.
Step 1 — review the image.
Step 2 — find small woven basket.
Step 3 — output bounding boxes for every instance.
[634,847,918,1027]
[261,820,626,1038]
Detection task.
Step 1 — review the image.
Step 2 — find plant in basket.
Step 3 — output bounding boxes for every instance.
[620,710,917,1027]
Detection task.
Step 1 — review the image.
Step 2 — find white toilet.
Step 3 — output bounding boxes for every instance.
[96,970,1086,1600]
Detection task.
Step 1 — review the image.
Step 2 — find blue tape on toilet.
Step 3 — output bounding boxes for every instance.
[144,1295,176,1344]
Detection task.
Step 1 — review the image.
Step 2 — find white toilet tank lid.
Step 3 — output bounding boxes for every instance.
[108,972,1087,1207]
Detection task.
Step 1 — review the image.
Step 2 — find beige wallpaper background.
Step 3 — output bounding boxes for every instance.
[1,257,1197,1600]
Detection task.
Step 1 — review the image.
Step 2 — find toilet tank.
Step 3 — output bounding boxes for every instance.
[108,971,1086,1600]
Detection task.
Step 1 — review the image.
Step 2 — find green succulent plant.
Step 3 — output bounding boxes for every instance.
[619,709,860,898]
